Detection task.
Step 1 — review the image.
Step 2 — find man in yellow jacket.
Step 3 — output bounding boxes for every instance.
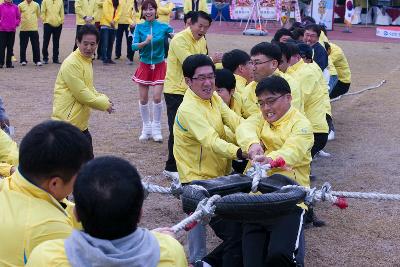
[52,24,114,155]
[18,0,42,66]
[287,43,330,157]
[328,42,351,99]
[221,49,254,96]
[100,0,122,64]
[0,128,18,177]
[0,120,93,267]
[184,0,208,13]
[163,11,218,179]
[41,0,64,64]
[27,156,188,267]
[74,0,97,51]
[115,0,134,64]
[241,42,304,118]
[174,54,244,266]
[236,75,313,267]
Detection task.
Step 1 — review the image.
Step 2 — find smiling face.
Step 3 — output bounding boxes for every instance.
[185,66,215,100]
[251,54,278,82]
[190,17,211,40]
[304,29,319,46]
[258,91,291,123]
[143,3,156,21]
[76,34,98,58]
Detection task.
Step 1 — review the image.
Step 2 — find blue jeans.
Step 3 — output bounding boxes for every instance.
[328,75,338,94]
[100,28,116,62]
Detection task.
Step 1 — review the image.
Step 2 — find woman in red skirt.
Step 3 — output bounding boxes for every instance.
[132,0,173,142]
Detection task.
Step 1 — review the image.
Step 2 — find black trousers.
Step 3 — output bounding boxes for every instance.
[0,31,15,67]
[20,31,41,63]
[115,24,134,61]
[326,114,334,132]
[73,25,83,51]
[330,80,351,99]
[164,93,184,172]
[42,23,62,62]
[242,207,305,267]
[203,217,243,267]
[311,132,328,157]
[82,129,94,159]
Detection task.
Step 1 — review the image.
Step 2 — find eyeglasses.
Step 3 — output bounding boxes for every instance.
[250,59,274,66]
[191,74,215,81]
[258,94,286,107]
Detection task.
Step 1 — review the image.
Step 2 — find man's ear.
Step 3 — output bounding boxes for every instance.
[185,77,192,87]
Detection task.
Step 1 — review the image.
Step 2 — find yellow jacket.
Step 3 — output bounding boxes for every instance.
[330,42,351,83]
[18,1,40,31]
[0,129,18,177]
[100,0,123,27]
[224,91,245,144]
[236,107,314,187]
[52,50,110,131]
[41,0,64,27]
[241,70,304,118]
[287,59,329,133]
[118,0,134,24]
[157,0,175,24]
[0,170,77,266]
[174,90,242,183]
[26,231,187,267]
[308,61,332,116]
[164,27,208,95]
[234,74,248,96]
[133,5,142,23]
[94,0,105,23]
[75,0,97,25]
[183,0,208,13]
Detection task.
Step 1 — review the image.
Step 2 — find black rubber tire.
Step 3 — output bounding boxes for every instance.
[181,174,306,223]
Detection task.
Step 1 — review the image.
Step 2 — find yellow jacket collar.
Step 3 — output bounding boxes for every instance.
[287,59,304,74]
[184,27,199,42]
[74,49,93,63]
[187,88,215,106]
[8,170,69,216]
[234,74,248,86]
[270,106,295,128]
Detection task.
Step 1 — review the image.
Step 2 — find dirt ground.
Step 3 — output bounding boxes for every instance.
[1,27,400,266]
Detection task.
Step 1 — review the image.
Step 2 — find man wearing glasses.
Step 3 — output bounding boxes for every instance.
[174,54,244,267]
[303,24,328,73]
[241,42,304,118]
[236,75,313,267]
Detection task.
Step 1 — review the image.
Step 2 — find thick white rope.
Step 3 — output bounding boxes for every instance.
[330,80,386,103]
[246,163,271,193]
[171,194,221,233]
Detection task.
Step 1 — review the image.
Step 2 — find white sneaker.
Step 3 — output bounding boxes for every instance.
[328,130,335,141]
[139,123,152,141]
[36,62,43,66]
[163,170,179,181]
[21,61,27,66]
[318,150,331,157]
[151,122,163,142]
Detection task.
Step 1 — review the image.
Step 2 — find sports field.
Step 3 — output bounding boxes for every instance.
[1,23,400,266]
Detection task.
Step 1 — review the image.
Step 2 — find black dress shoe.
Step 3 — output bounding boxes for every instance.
[6,65,14,68]
[53,60,61,64]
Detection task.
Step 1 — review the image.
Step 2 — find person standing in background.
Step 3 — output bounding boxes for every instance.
[74,0,97,51]
[100,0,122,64]
[94,0,104,59]
[19,0,42,66]
[0,0,20,68]
[41,0,64,64]
[115,0,135,64]
[156,0,174,57]
[183,0,208,14]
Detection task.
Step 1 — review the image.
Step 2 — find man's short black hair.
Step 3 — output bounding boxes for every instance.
[302,16,316,24]
[250,42,282,65]
[77,24,100,43]
[297,43,313,60]
[222,49,251,73]
[273,28,293,42]
[277,42,291,62]
[74,156,144,240]
[304,23,321,37]
[286,42,300,57]
[183,54,215,79]
[191,11,212,25]
[215,69,236,92]
[291,28,305,40]
[256,75,291,96]
[19,121,92,183]
[184,11,196,24]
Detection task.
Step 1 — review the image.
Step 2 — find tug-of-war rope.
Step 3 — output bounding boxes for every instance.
[144,158,400,233]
